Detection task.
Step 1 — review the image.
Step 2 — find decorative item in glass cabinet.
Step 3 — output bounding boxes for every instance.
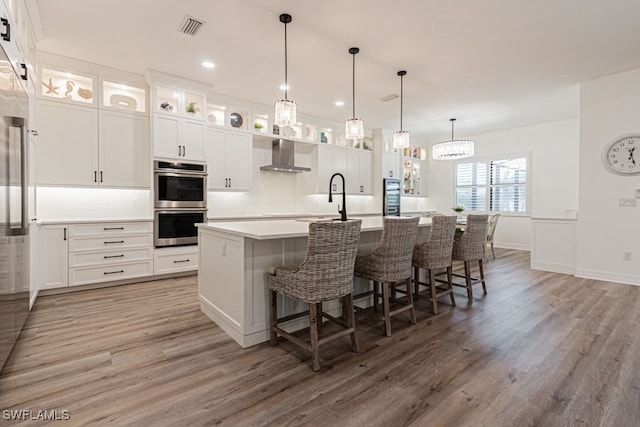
[186,101,200,115]
[230,112,243,128]
[432,118,474,160]
[393,70,410,149]
[274,13,297,126]
[345,47,364,140]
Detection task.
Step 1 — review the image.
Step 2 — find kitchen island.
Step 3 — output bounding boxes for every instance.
[197,216,432,347]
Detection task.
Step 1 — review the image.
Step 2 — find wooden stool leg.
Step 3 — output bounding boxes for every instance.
[447,265,456,307]
[429,269,438,314]
[345,294,359,352]
[406,277,417,325]
[414,266,420,296]
[464,261,473,300]
[382,282,392,337]
[479,259,487,294]
[318,301,323,332]
[309,303,320,372]
[270,290,278,346]
[373,280,379,311]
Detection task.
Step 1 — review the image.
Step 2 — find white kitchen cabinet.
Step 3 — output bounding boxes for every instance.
[382,152,401,180]
[346,150,373,195]
[36,100,99,186]
[99,110,150,188]
[68,221,153,287]
[39,224,69,290]
[315,145,347,194]
[206,127,252,191]
[154,246,198,275]
[153,113,205,161]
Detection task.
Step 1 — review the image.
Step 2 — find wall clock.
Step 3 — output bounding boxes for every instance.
[602,134,640,175]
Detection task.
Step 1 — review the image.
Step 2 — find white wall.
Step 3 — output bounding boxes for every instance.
[38,188,152,220]
[577,68,640,286]
[426,118,580,250]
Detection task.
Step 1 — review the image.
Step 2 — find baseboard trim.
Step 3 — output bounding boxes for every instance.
[531,260,575,275]
[575,268,640,287]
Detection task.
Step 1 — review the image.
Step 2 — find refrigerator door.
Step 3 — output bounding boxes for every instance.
[0,44,29,372]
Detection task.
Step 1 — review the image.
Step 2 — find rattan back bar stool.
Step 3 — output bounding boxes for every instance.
[412,215,458,314]
[268,219,362,372]
[354,216,420,337]
[452,214,489,300]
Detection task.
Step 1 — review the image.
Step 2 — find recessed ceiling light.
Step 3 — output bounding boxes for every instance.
[279,84,290,91]
[335,101,345,107]
[202,61,215,69]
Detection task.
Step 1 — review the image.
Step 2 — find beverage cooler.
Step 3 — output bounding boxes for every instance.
[382,178,401,216]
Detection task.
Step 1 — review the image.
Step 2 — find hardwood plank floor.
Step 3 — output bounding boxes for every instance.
[1,249,639,426]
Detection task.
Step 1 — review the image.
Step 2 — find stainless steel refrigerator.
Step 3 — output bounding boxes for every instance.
[0,43,30,372]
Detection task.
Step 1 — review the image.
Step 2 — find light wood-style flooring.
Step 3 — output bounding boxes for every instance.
[1,249,639,426]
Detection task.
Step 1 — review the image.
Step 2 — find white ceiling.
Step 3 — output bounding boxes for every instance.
[32,0,640,142]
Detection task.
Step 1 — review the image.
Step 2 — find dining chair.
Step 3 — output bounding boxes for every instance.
[268,219,362,372]
[354,216,420,336]
[452,214,489,300]
[412,215,458,314]
[485,213,501,259]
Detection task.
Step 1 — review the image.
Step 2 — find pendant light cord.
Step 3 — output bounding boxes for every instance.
[352,52,356,118]
[451,118,456,140]
[400,74,403,131]
[284,21,288,100]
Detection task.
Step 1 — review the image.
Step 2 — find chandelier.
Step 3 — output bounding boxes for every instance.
[345,47,364,140]
[274,13,297,127]
[432,118,474,160]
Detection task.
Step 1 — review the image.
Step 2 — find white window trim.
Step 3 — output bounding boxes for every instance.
[454,151,531,216]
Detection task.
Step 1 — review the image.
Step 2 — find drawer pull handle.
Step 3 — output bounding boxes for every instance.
[1,18,10,42]
[104,254,125,259]
[104,270,124,275]
[174,259,190,264]
[104,240,125,244]
[104,227,125,230]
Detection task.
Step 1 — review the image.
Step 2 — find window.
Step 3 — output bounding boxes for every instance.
[455,155,529,214]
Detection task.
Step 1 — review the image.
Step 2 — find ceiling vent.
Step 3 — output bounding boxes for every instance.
[178,15,205,36]
[380,93,399,102]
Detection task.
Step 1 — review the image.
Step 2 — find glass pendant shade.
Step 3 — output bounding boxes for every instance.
[393,130,410,149]
[432,139,474,159]
[432,118,474,160]
[345,117,364,140]
[274,99,297,126]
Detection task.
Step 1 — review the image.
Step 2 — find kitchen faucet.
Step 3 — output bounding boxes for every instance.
[328,173,347,221]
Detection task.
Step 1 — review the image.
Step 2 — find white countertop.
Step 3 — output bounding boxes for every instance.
[197,216,432,240]
[38,218,153,225]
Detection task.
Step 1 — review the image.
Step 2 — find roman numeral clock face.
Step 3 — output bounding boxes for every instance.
[603,135,640,175]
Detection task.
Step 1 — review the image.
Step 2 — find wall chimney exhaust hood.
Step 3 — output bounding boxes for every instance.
[260,139,311,173]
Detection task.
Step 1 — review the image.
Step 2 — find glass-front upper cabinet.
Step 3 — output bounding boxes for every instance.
[101,80,146,113]
[39,67,96,106]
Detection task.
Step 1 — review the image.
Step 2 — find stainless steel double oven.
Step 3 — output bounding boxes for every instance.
[154,161,207,247]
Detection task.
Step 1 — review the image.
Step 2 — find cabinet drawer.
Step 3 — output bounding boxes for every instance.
[69,234,152,252]
[69,261,153,287]
[69,222,152,237]
[69,248,152,268]
[154,249,198,275]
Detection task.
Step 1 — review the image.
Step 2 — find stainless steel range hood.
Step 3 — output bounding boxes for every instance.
[260,139,311,173]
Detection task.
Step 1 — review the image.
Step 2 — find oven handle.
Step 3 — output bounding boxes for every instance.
[153,171,207,178]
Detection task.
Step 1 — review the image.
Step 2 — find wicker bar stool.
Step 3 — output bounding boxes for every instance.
[354,216,419,337]
[452,214,489,299]
[412,215,458,314]
[269,219,362,372]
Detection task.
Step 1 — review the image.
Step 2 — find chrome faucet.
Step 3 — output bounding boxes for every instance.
[328,172,347,221]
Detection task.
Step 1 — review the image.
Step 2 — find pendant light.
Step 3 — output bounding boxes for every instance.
[432,118,475,160]
[392,70,410,149]
[274,13,296,127]
[345,47,364,140]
